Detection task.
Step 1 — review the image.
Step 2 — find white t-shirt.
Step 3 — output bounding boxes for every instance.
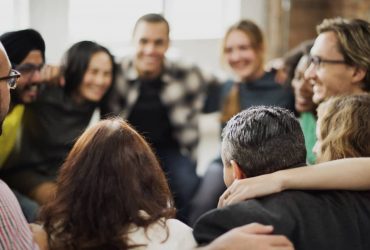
[127,218,197,250]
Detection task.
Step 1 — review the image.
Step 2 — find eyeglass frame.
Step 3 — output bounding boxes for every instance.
[15,63,44,75]
[0,69,21,89]
[308,55,348,69]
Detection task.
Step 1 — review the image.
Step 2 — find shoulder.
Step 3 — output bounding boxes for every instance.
[128,218,196,250]
[193,191,308,244]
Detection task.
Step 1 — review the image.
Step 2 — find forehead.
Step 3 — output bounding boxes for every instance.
[310,31,342,58]
[88,51,112,70]
[133,21,169,41]
[19,50,44,65]
[225,30,251,46]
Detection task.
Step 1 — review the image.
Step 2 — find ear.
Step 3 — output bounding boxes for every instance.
[351,67,366,84]
[231,160,247,180]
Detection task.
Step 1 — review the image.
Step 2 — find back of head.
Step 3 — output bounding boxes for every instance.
[133,13,170,37]
[0,29,45,66]
[317,94,370,162]
[40,117,174,250]
[317,18,370,90]
[62,40,115,97]
[222,106,306,177]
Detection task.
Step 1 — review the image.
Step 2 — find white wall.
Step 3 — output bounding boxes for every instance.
[25,0,267,173]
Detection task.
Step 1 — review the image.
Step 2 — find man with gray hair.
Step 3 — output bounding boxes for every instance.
[193,106,370,250]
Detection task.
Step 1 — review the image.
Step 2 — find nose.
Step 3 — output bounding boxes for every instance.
[229,50,241,62]
[143,43,156,55]
[30,69,42,83]
[93,72,106,86]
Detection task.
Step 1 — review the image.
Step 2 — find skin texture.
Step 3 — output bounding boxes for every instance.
[15,50,44,103]
[0,44,11,134]
[133,21,169,79]
[198,223,294,250]
[224,30,264,81]
[305,31,365,104]
[76,51,113,103]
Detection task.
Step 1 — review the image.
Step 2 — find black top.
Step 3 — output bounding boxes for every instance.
[6,85,97,176]
[193,190,370,250]
[127,77,177,149]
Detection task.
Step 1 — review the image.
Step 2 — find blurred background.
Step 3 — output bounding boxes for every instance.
[1,0,369,172]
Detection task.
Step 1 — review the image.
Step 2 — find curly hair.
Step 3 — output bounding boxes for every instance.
[317,94,370,163]
[40,118,175,250]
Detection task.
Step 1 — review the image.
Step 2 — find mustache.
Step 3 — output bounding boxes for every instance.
[18,82,42,92]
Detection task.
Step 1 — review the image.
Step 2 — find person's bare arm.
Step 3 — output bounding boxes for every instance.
[219,158,370,207]
[196,223,294,250]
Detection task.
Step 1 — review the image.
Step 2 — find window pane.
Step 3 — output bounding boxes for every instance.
[165,0,240,40]
[69,0,163,46]
[0,0,29,33]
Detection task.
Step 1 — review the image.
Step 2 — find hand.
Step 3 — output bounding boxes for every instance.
[200,223,294,250]
[40,64,65,86]
[218,173,283,208]
[264,58,288,85]
[29,223,48,250]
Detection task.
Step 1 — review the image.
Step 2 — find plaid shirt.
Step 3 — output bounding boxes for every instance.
[108,57,214,161]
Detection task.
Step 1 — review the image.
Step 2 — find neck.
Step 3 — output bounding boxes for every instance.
[242,67,265,82]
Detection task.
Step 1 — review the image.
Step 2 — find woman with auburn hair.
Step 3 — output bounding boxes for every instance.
[38,118,196,250]
[32,117,294,250]
[218,94,370,207]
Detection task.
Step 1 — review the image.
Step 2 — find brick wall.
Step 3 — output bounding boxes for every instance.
[266,0,370,59]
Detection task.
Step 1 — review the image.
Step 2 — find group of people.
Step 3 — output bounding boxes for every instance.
[0,11,369,250]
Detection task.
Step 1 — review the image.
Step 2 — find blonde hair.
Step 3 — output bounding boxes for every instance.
[317,94,370,162]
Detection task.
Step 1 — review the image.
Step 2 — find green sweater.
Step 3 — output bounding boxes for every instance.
[299,112,317,165]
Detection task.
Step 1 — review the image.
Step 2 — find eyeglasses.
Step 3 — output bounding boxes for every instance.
[15,63,44,75]
[308,55,347,69]
[0,69,21,89]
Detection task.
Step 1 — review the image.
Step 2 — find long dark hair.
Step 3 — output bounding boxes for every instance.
[40,118,175,250]
[61,41,116,105]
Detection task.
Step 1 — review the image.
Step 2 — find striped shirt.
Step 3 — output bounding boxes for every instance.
[0,180,39,250]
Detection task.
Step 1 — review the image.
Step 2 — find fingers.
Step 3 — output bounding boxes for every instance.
[268,235,294,247]
[40,64,61,85]
[235,223,274,234]
[218,179,248,208]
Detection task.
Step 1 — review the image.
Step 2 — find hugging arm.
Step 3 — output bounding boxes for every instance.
[219,158,370,207]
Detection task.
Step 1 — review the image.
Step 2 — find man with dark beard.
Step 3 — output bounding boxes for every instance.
[0,29,46,222]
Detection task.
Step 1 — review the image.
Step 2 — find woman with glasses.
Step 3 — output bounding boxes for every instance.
[2,40,115,207]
